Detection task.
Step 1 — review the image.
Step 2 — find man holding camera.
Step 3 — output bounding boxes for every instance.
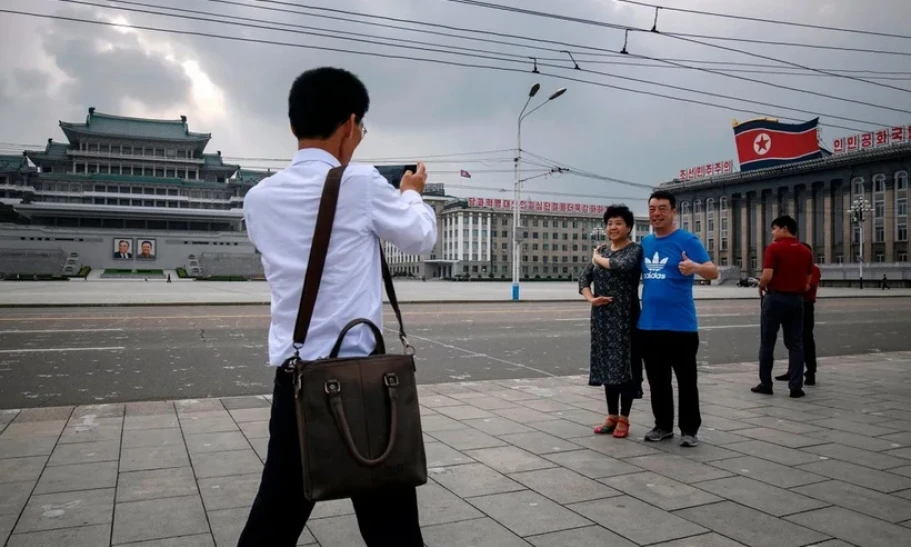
[238,67,436,546]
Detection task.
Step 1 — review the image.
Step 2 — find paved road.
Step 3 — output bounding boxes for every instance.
[1,299,909,408]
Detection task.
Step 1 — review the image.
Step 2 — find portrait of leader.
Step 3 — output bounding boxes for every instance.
[113,238,133,260]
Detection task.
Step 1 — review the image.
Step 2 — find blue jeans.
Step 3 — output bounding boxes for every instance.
[759,292,805,391]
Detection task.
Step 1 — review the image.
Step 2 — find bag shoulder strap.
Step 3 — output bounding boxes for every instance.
[292,166,411,357]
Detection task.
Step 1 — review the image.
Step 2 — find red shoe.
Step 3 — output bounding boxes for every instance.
[613,416,630,438]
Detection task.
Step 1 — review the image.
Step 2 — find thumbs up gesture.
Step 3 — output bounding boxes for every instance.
[678,250,698,276]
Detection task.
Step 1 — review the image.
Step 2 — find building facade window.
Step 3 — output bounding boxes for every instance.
[873,174,885,243]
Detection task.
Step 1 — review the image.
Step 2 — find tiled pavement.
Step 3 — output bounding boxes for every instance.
[3,353,911,546]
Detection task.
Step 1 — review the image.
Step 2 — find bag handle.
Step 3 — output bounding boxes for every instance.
[292,166,412,359]
[328,318,386,358]
[324,372,400,467]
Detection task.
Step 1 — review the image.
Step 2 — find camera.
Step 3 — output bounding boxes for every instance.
[375,164,418,189]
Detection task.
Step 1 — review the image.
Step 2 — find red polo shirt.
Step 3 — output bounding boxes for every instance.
[763,236,813,294]
[804,264,821,302]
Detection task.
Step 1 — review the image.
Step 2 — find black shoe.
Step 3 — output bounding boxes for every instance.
[751,384,774,395]
[790,389,806,398]
[805,375,816,386]
[775,374,789,381]
[644,428,674,442]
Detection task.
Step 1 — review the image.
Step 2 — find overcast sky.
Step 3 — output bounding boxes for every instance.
[1,0,909,214]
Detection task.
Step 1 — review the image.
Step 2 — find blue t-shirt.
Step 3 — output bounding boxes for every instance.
[638,229,711,332]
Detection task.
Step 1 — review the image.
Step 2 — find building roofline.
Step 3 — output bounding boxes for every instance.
[660,141,911,192]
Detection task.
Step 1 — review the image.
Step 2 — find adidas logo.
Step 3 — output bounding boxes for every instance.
[644,252,668,272]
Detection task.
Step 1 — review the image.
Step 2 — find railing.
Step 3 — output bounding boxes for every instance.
[66,149,205,164]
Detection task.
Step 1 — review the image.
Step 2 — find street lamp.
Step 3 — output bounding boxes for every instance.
[512,84,567,300]
[849,196,872,289]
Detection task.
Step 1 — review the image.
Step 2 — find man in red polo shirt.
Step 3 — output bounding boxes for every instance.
[752,215,813,398]
[777,241,821,386]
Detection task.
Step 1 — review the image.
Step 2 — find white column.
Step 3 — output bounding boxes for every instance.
[486,213,492,262]
[467,213,475,262]
[457,212,464,260]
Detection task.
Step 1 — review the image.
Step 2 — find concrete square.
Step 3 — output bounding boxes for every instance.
[420,395,466,408]
[786,506,911,547]
[58,416,122,444]
[116,534,216,546]
[117,467,199,503]
[0,481,33,517]
[429,428,507,451]
[0,456,47,484]
[711,456,829,488]
[462,417,534,436]
[509,467,619,504]
[309,498,354,520]
[4,524,111,547]
[568,495,706,545]
[802,443,910,470]
[121,445,190,472]
[463,446,557,474]
[220,396,270,410]
[493,407,561,423]
[175,399,225,414]
[542,449,641,479]
[676,501,828,547]
[497,432,581,455]
[421,415,466,432]
[228,407,271,422]
[198,472,260,511]
[795,480,911,523]
[123,415,178,431]
[306,514,366,547]
[696,428,752,446]
[696,476,829,517]
[13,407,73,423]
[700,415,755,431]
[428,463,525,498]
[525,419,595,440]
[736,427,829,449]
[741,416,826,434]
[124,401,176,416]
[238,420,269,440]
[2,421,66,439]
[34,461,118,494]
[178,417,238,436]
[566,435,662,459]
[425,442,475,468]
[549,408,606,426]
[48,440,119,467]
[459,396,520,411]
[15,488,114,533]
[807,417,899,437]
[527,525,637,547]
[806,429,902,452]
[651,532,768,547]
[185,431,251,454]
[422,517,532,547]
[435,405,496,421]
[0,515,12,546]
[468,490,591,537]
[516,398,576,413]
[190,449,263,479]
[624,454,733,483]
[113,495,209,544]
[601,471,722,511]
[798,459,911,493]
[417,481,484,527]
[724,440,823,466]
[121,427,184,450]
[72,404,124,420]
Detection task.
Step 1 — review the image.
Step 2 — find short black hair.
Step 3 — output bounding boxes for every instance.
[648,190,676,209]
[288,67,370,139]
[771,215,798,235]
[603,204,634,229]
[141,240,152,247]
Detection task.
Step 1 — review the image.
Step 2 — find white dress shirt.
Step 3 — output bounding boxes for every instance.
[243,148,437,366]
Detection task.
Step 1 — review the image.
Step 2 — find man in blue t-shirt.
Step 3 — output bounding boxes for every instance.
[638,190,718,447]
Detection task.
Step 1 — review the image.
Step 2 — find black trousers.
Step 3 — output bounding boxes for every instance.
[640,330,701,435]
[759,292,804,391]
[804,301,816,376]
[237,369,423,547]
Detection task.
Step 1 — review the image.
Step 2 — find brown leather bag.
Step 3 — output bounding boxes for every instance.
[287,165,428,502]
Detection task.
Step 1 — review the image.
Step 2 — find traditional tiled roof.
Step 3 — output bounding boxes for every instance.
[59,108,211,143]
[0,153,29,173]
[25,141,70,164]
[230,169,273,186]
[201,153,241,172]
[661,141,911,192]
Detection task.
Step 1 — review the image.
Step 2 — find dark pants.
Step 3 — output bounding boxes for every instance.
[237,370,423,547]
[640,330,701,435]
[605,385,633,417]
[759,292,805,391]
[804,301,816,377]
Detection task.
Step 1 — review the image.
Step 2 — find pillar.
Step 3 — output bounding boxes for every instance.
[805,184,815,253]
[886,180,896,262]
[754,195,764,273]
[843,187,852,262]
[823,183,833,264]
[740,194,750,273]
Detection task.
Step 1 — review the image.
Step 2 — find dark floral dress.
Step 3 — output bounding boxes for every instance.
[578,242,644,398]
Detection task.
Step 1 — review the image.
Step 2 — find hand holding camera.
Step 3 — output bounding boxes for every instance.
[399,162,427,195]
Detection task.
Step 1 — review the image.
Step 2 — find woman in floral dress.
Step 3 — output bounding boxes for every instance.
[578,204,643,438]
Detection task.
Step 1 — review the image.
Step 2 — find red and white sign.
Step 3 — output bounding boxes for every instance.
[833,125,909,154]
[465,197,607,216]
[677,160,734,181]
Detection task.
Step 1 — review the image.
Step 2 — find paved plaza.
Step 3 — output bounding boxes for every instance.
[1,279,909,307]
[2,352,911,546]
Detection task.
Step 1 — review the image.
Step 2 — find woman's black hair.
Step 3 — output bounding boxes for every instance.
[603,204,634,230]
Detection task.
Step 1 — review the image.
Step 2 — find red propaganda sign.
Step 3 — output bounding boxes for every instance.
[678,160,734,181]
[465,198,606,215]
[833,125,908,154]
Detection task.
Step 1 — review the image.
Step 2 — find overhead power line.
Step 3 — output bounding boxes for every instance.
[617,0,911,41]
[35,2,896,130]
[0,7,877,136]
[443,0,911,95]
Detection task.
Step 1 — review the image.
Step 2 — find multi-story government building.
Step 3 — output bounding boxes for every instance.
[659,140,911,285]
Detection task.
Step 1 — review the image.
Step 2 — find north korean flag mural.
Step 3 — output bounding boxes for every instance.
[733,118,823,172]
